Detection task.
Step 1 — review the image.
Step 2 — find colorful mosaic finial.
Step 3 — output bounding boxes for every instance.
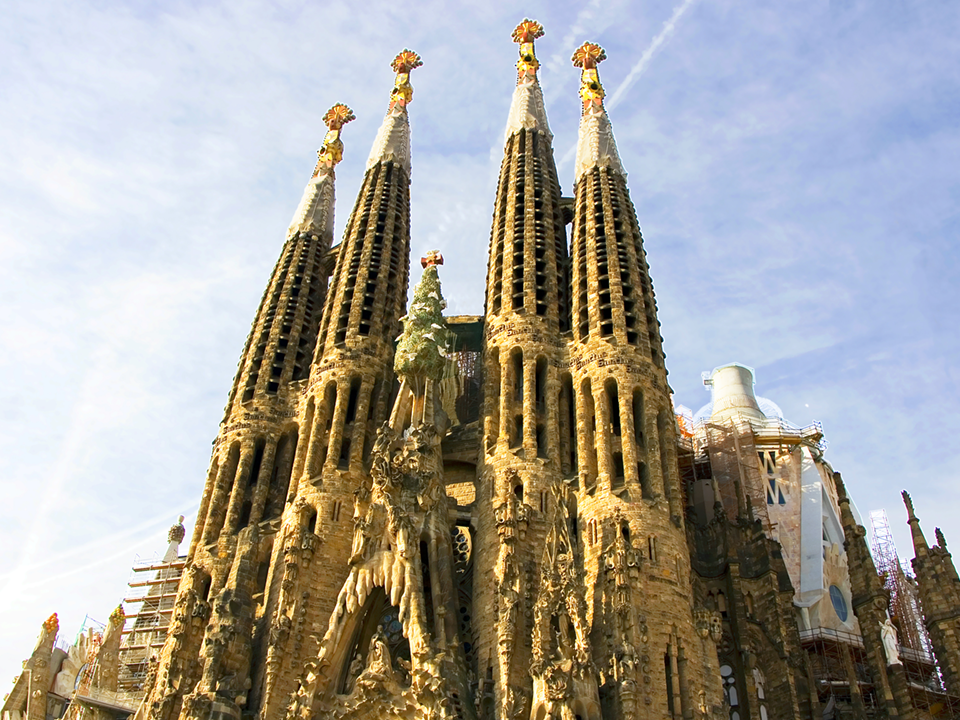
[572,42,608,113]
[389,50,422,112]
[109,605,125,627]
[420,250,443,268]
[43,612,59,633]
[313,103,355,174]
[513,19,544,84]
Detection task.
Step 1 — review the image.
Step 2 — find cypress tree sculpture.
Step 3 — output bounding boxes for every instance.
[393,250,449,426]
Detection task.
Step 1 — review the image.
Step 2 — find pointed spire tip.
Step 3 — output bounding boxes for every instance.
[902,490,917,520]
[389,50,422,111]
[573,42,608,114]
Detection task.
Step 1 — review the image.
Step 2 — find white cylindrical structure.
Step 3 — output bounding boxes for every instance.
[706,364,765,422]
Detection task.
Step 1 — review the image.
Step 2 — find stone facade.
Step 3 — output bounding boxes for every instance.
[10,19,960,720]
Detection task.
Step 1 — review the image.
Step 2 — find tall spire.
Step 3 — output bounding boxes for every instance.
[367,49,421,173]
[572,42,625,181]
[836,475,916,718]
[903,490,930,558]
[295,49,420,543]
[288,104,355,239]
[504,19,552,141]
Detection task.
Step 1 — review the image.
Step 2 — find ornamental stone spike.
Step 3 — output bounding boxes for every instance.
[504,19,552,142]
[367,50,421,172]
[572,41,625,181]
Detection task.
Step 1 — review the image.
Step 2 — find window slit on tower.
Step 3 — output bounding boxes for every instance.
[608,175,641,346]
[560,373,577,478]
[581,378,598,493]
[576,190,589,341]
[535,356,548,459]
[510,348,523,449]
[491,135,512,316]
[592,170,613,337]
[360,164,393,337]
[383,198,407,338]
[531,134,548,318]
[336,167,380,344]
[487,347,500,453]
[606,379,625,493]
[512,130,527,311]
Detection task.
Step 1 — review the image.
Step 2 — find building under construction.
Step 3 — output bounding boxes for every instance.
[680,363,960,719]
[0,519,187,720]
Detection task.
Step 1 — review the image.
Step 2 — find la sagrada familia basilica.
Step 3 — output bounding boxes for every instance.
[7,20,960,720]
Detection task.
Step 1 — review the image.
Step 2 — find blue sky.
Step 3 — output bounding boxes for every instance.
[1,0,958,677]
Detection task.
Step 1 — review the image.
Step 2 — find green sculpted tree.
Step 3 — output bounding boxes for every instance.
[394,257,449,396]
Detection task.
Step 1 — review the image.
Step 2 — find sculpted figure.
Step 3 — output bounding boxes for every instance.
[881,618,901,665]
[358,628,398,685]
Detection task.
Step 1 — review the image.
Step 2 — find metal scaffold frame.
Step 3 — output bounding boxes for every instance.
[869,509,932,656]
[116,555,186,693]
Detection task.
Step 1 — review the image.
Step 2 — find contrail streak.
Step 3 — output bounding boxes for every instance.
[559,0,698,169]
[606,0,699,111]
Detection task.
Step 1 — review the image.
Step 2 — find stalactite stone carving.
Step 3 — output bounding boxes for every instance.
[529,480,600,720]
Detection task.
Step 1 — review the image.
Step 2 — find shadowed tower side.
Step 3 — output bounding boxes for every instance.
[904,491,960,699]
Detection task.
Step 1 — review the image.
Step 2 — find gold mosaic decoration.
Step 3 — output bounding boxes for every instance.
[572,42,607,112]
[389,50,423,111]
[512,19,544,83]
[314,103,355,174]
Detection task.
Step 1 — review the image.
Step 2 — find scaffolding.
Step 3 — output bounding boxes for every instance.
[697,419,773,532]
[116,555,186,694]
[60,627,140,720]
[869,509,932,656]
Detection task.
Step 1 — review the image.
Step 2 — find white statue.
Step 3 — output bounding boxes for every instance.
[752,667,766,700]
[880,618,901,665]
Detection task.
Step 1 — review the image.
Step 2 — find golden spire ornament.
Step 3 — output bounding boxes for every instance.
[389,49,423,112]
[313,103,355,175]
[512,19,544,84]
[572,42,608,114]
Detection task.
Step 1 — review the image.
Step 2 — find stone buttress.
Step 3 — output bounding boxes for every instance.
[144,104,355,720]
[565,42,723,720]
[259,53,421,719]
[474,20,574,720]
[903,491,960,698]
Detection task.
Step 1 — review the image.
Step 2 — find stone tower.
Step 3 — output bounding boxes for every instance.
[903,491,960,698]
[147,102,357,720]
[562,41,721,720]
[474,20,574,719]
[260,52,421,718]
[836,476,914,719]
